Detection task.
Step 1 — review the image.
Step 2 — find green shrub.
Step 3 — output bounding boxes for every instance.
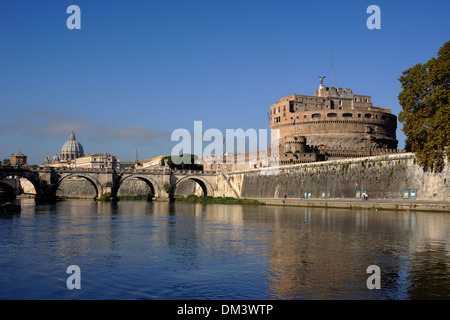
[164,184,173,195]
[98,192,113,202]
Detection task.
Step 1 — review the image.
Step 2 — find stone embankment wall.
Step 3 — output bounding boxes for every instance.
[222,153,449,201]
[56,179,95,198]
[55,178,151,198]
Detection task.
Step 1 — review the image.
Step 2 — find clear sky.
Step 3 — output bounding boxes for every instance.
[1,0,449,165]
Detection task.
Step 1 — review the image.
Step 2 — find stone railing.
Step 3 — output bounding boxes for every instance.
[317,146,406,158]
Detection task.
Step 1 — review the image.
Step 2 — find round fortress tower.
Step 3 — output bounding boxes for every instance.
[269,84,398,157]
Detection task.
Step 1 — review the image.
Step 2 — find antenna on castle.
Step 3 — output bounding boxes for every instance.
[331,48,334,87]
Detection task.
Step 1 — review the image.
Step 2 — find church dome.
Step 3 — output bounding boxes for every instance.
[60,130,84,161]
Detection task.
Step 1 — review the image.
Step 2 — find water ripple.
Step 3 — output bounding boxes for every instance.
[0,199,449,299]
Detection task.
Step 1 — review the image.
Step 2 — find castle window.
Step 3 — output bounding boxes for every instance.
[327,113,337,118]
[312,114,321,118]
[365,113,372,118]
[381,115,387,120]
[343,113,353,118]
[289,101,296,112]
[339,100,342,106]
[304,115,307,119]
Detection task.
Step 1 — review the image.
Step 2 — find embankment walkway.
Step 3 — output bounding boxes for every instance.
[254,198,450,213]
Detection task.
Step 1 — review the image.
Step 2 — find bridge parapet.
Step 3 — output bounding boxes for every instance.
[173,170,219,176]
[35,167,220,176]
[116,169,166,175]
[52,167,115,174]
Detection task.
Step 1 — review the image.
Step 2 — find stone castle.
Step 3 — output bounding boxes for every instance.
[270,81,399,165]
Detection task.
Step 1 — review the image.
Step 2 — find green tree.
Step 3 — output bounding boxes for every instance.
[398,41,450,172]
[163,154,203,170]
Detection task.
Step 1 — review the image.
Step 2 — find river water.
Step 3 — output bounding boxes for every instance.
[0,199,449,300]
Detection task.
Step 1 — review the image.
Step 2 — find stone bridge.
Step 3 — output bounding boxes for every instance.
[0,167,221,202]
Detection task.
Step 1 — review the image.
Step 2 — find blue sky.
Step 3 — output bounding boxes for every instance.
[1,0,449,164]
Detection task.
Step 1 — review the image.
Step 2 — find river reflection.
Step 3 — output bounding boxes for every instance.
[0,199,449,299]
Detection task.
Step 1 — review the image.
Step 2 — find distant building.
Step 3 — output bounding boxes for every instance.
[43,153,73,168]
[142,155,166,170]
[11,151,28,167]
[43,130,85,167]
[75,153,120,169]
[40,131,121,170]
[202,151,269,172]
[1,159,11,167]
[45,160,73,168]
[60,130,85,161]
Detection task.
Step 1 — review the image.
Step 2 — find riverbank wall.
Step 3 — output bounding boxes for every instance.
[259,199,450,213]
[222,153,449,202]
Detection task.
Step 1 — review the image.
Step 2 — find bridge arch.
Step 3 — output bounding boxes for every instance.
[115,174,163,200]
[56,174,103,200]
[171,176,214,198]
[0,171,41,199]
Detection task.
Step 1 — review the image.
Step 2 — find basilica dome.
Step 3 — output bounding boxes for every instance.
[60,130,85,161]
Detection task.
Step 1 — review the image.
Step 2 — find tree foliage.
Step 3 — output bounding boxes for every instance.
[398,41,450,172]
[161,154,204,171]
